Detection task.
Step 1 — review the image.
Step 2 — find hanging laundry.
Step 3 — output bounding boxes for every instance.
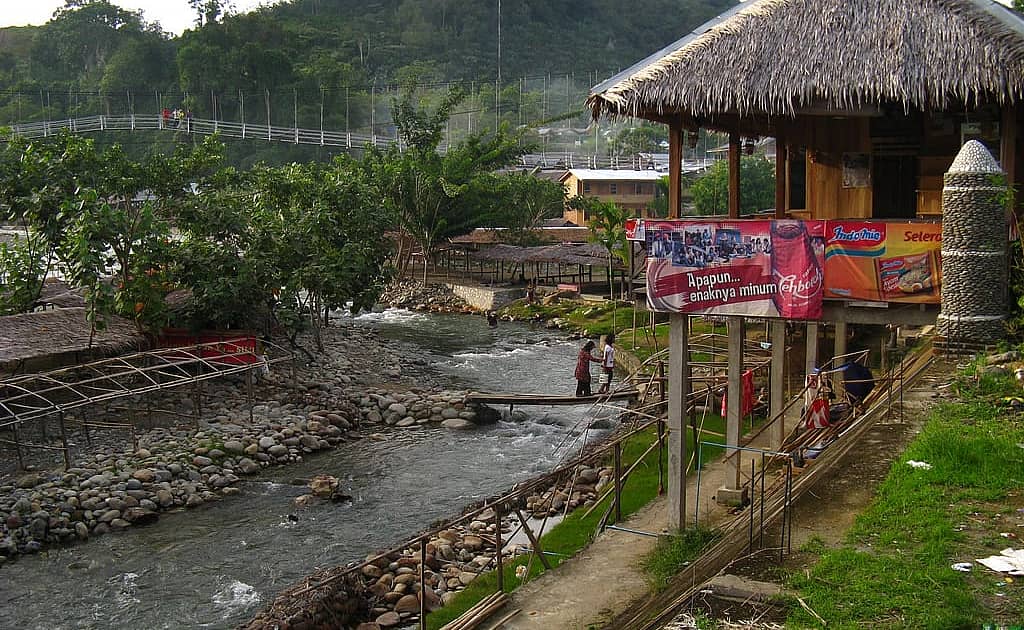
[721,370,756,417]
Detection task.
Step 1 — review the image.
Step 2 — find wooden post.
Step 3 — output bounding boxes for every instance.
[726,316,743,488]
[834,320,848,398]
[494,506,504,592]
[729,131,741,218]
[58,411,71,471]
[774,127,787,218]
[669,120,683,218]
[667,312,690,529]
[419,538,427,629]
[770,320,786,449]
[613,441,622,524]
[247,368,255,423]
[514,509,552,570]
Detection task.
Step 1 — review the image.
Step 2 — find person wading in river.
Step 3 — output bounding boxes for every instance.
[597,333,616,395]
[575,340,601,397]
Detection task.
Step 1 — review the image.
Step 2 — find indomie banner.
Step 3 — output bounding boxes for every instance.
[824,221,941,303]
[646,220,826,319]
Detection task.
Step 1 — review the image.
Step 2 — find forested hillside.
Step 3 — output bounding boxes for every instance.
[0,0,735,164]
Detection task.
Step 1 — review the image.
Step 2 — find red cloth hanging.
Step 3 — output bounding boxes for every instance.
[721,370,756,417]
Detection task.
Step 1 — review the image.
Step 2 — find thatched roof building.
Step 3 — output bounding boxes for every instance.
[589,0,1024,120]
[587,0,1024,222]
[0,308,148,374]
[472,243,623,268]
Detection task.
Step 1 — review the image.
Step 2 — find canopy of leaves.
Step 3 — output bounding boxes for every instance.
[690,157,776,216]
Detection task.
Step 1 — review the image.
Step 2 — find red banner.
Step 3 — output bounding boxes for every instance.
[645,220,825,319]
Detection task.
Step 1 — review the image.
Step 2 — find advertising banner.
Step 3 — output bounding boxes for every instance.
[646,220,826,319]
[824,221,941,303]
[625,218,644,241]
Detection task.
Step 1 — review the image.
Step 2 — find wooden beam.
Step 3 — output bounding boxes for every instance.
[728,131,741,218]
[669,120,684,219]
[774,126,787,218]
[667,312,690,529]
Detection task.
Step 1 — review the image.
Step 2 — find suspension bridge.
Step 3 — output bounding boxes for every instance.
[1,113,695,171]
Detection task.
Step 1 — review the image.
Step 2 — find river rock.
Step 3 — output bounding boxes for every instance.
[441,418,474,430]
[268,444,289,457]
[387,403,407,417]
[299,435,320,450]
[155,489,174,507]
[192,456,213,467]
[258,436,277,450]
[309,475,338,499]
[97,509,121,523]
[375,612,401,628]
[237,458,259,475]
[396,417,416,428]
[185,494,204,507]
[355,623,382,630]
[16,473,43,489]
[394,594,420,614]
[132,469,156,483]
[223,440,244,456]
[74,521,89,539]
[440,407,460,419]
[458,571,477,585]
[462,535,483,551]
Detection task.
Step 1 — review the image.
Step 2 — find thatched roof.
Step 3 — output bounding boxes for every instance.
[36,279,86,309]
[588,0,1024,120]
[0,308,148,371]
[451,227,591,245]
[473,243,624,267]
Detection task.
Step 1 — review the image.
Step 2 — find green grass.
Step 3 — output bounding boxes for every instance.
[425,423,727,629]
[786,368,1024,628]
[641,526,720,590]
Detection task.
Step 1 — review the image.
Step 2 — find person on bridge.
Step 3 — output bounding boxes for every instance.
[575,340,601,397]
[597,333,616,394]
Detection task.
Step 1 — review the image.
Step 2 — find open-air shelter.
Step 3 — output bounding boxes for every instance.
[587,0,1024,528]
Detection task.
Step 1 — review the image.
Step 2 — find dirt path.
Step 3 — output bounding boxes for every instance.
[482,365,952,630]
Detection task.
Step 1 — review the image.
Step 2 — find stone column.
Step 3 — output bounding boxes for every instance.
[937,140,1008,344]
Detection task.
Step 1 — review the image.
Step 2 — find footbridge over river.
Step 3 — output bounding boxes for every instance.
[2,114,638,169]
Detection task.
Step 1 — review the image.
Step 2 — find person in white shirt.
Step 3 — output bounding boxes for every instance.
[598,333,616,394]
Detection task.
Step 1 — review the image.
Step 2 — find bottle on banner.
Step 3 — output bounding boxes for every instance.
[770,221,822,319]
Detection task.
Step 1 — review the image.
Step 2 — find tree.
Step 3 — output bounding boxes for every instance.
[367,87,526,281]
[573,197,630,301]
[189,0,232,28]
[610,124,667,157]
[690,157,776,216]
[484,173,566,245]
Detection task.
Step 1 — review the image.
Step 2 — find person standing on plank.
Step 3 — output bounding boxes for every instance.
[575,340,601,397]
[598,333,616,394]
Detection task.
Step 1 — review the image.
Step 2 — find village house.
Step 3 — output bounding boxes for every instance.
[559,168,664,224]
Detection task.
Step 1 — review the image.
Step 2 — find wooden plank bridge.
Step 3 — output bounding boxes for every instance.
[465,389,639,408]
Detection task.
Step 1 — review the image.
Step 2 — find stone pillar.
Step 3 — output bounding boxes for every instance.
[937,140,1008,344]
[667,313,690,530]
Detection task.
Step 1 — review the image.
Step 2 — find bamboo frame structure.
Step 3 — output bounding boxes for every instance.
[0,340,293,469]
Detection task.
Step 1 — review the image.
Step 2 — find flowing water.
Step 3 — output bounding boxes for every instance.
[0,310,616,629]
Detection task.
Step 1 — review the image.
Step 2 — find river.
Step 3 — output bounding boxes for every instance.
[0,310,616,629]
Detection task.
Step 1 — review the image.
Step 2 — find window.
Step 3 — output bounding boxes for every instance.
[635,183,645,195]
[610,183,618,194]
[582,182,591,194]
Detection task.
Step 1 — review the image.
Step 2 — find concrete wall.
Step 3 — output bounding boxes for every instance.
[446,284,524,311]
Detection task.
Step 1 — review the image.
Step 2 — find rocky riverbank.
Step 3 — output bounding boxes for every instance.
[244,461,619,629]
[0,320,500,565]
[379,280,472,313]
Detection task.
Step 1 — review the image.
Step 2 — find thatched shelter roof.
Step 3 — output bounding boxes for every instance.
[451,227,591,245]
[588,0,1024,120]
[0,308,148,372]
[473,243,624,268]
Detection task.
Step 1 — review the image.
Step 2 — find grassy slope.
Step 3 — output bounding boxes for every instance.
[787,366,1024,628]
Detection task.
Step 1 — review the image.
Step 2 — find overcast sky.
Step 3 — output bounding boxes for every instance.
[0,1,280,36]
